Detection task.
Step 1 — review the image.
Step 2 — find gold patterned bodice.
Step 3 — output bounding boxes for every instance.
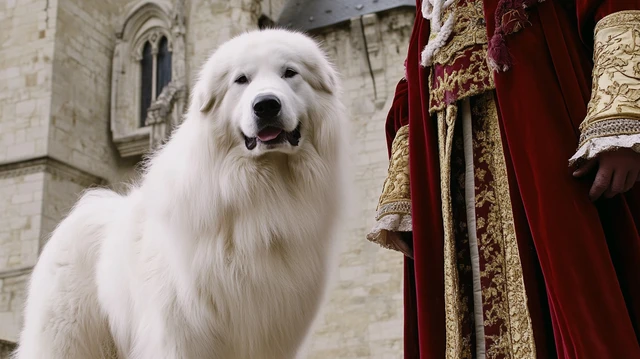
[427,0,495,113]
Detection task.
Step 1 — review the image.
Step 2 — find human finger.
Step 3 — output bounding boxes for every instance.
[573,158,598,177]
[605,169,627,198]
[590,165,613,201]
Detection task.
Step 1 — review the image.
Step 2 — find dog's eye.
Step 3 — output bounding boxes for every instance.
[283,68,298,79]
[235,75,249,84]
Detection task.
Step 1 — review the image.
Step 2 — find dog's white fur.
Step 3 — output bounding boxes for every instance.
[13,29,349,359]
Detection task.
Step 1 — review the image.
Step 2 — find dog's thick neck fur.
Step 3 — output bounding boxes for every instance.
[127,86,347,357]
[140,95,345,245]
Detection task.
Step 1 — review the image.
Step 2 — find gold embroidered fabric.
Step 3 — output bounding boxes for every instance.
[434,93,537,359]
[472,93,537,359]
[367,125,412,254]
[580,10,640,148]
[429,46,495,113]
[374,125,410,218]
[433,0,488,66]
[437,105,467,359]
[427,0,495,113]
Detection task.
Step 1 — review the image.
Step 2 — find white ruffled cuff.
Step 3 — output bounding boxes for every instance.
[569,134,640,166]
[366,212,412,254]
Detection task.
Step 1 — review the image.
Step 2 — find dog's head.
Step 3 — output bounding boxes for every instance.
[191,29,339,156]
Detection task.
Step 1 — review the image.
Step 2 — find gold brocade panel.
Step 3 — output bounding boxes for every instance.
[428,0,495,114]
[437,93,536,359]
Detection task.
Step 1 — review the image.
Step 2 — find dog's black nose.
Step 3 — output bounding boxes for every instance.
[253,95,281,119]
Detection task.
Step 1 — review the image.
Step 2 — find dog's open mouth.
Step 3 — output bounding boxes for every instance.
[244,124,301,150]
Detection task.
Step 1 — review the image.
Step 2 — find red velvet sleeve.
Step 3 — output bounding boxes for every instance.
[576,0,640,42]
[385,78,409,158]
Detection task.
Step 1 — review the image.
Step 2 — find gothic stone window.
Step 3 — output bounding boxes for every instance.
[138,34,172,126]
[111,1,185,158]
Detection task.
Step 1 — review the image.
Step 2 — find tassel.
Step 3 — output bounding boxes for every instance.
[486,0,545,72]
[487,33,511,72]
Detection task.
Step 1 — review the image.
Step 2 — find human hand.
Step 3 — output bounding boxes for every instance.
[573,148,640,201]
[389,233,413,259]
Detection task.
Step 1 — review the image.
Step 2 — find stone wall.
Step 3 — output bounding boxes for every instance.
[303,8,414,359]
[0,159,103,342]
[41,163,104,246]
[262,0,288,20]
[186,0,261,85]
[0,170,45,341]
[0,0,51,335]
[0,0,119,343]
[48,0,120,181]
[0,0,55,164]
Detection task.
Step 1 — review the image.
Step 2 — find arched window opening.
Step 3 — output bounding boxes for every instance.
[139,35,172,127]
[140,41,154,127]
[156,36,172,96]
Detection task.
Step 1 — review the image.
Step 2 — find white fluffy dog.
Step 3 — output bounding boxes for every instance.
[13,29,348,359]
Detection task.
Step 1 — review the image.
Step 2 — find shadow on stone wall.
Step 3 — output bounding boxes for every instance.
[0,340,16,358]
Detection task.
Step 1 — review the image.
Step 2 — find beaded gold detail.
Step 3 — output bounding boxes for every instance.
[580,118,640,146]
[376,200,411,220]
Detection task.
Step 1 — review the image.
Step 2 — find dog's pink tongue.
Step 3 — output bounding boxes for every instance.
[257,127,283,142]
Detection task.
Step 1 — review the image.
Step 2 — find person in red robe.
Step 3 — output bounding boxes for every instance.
[366,1,640,358]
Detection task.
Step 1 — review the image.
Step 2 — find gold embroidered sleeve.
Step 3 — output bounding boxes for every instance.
[578,11,640,149]
[366,125,412,255]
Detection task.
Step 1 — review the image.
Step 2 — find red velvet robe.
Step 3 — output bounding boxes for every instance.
[392,1,640,358]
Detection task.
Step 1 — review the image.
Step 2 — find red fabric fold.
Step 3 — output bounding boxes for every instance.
[486,0,640,357]
[402,0,640,357]
[385,79,410,156]
[404,3,447,358]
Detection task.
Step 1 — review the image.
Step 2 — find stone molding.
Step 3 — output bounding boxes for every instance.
[0,265,33,280]
[145,80,186,149]
[0,157,106,188]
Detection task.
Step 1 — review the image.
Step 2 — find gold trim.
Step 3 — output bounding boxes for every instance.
[581,10,640,147]
[375,125,411,216]
[368,125,412,253]
[473,93,537,358]
[438,105,465,359]
[594,10,640,33]
[579,118,640,145]
[376,200,411,220]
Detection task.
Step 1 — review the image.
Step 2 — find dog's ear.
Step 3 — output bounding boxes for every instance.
[303,59,338,95]
[192,66,228,114]
[189,77,217,115]
[318,68,337,95]
[198,88,216,113]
